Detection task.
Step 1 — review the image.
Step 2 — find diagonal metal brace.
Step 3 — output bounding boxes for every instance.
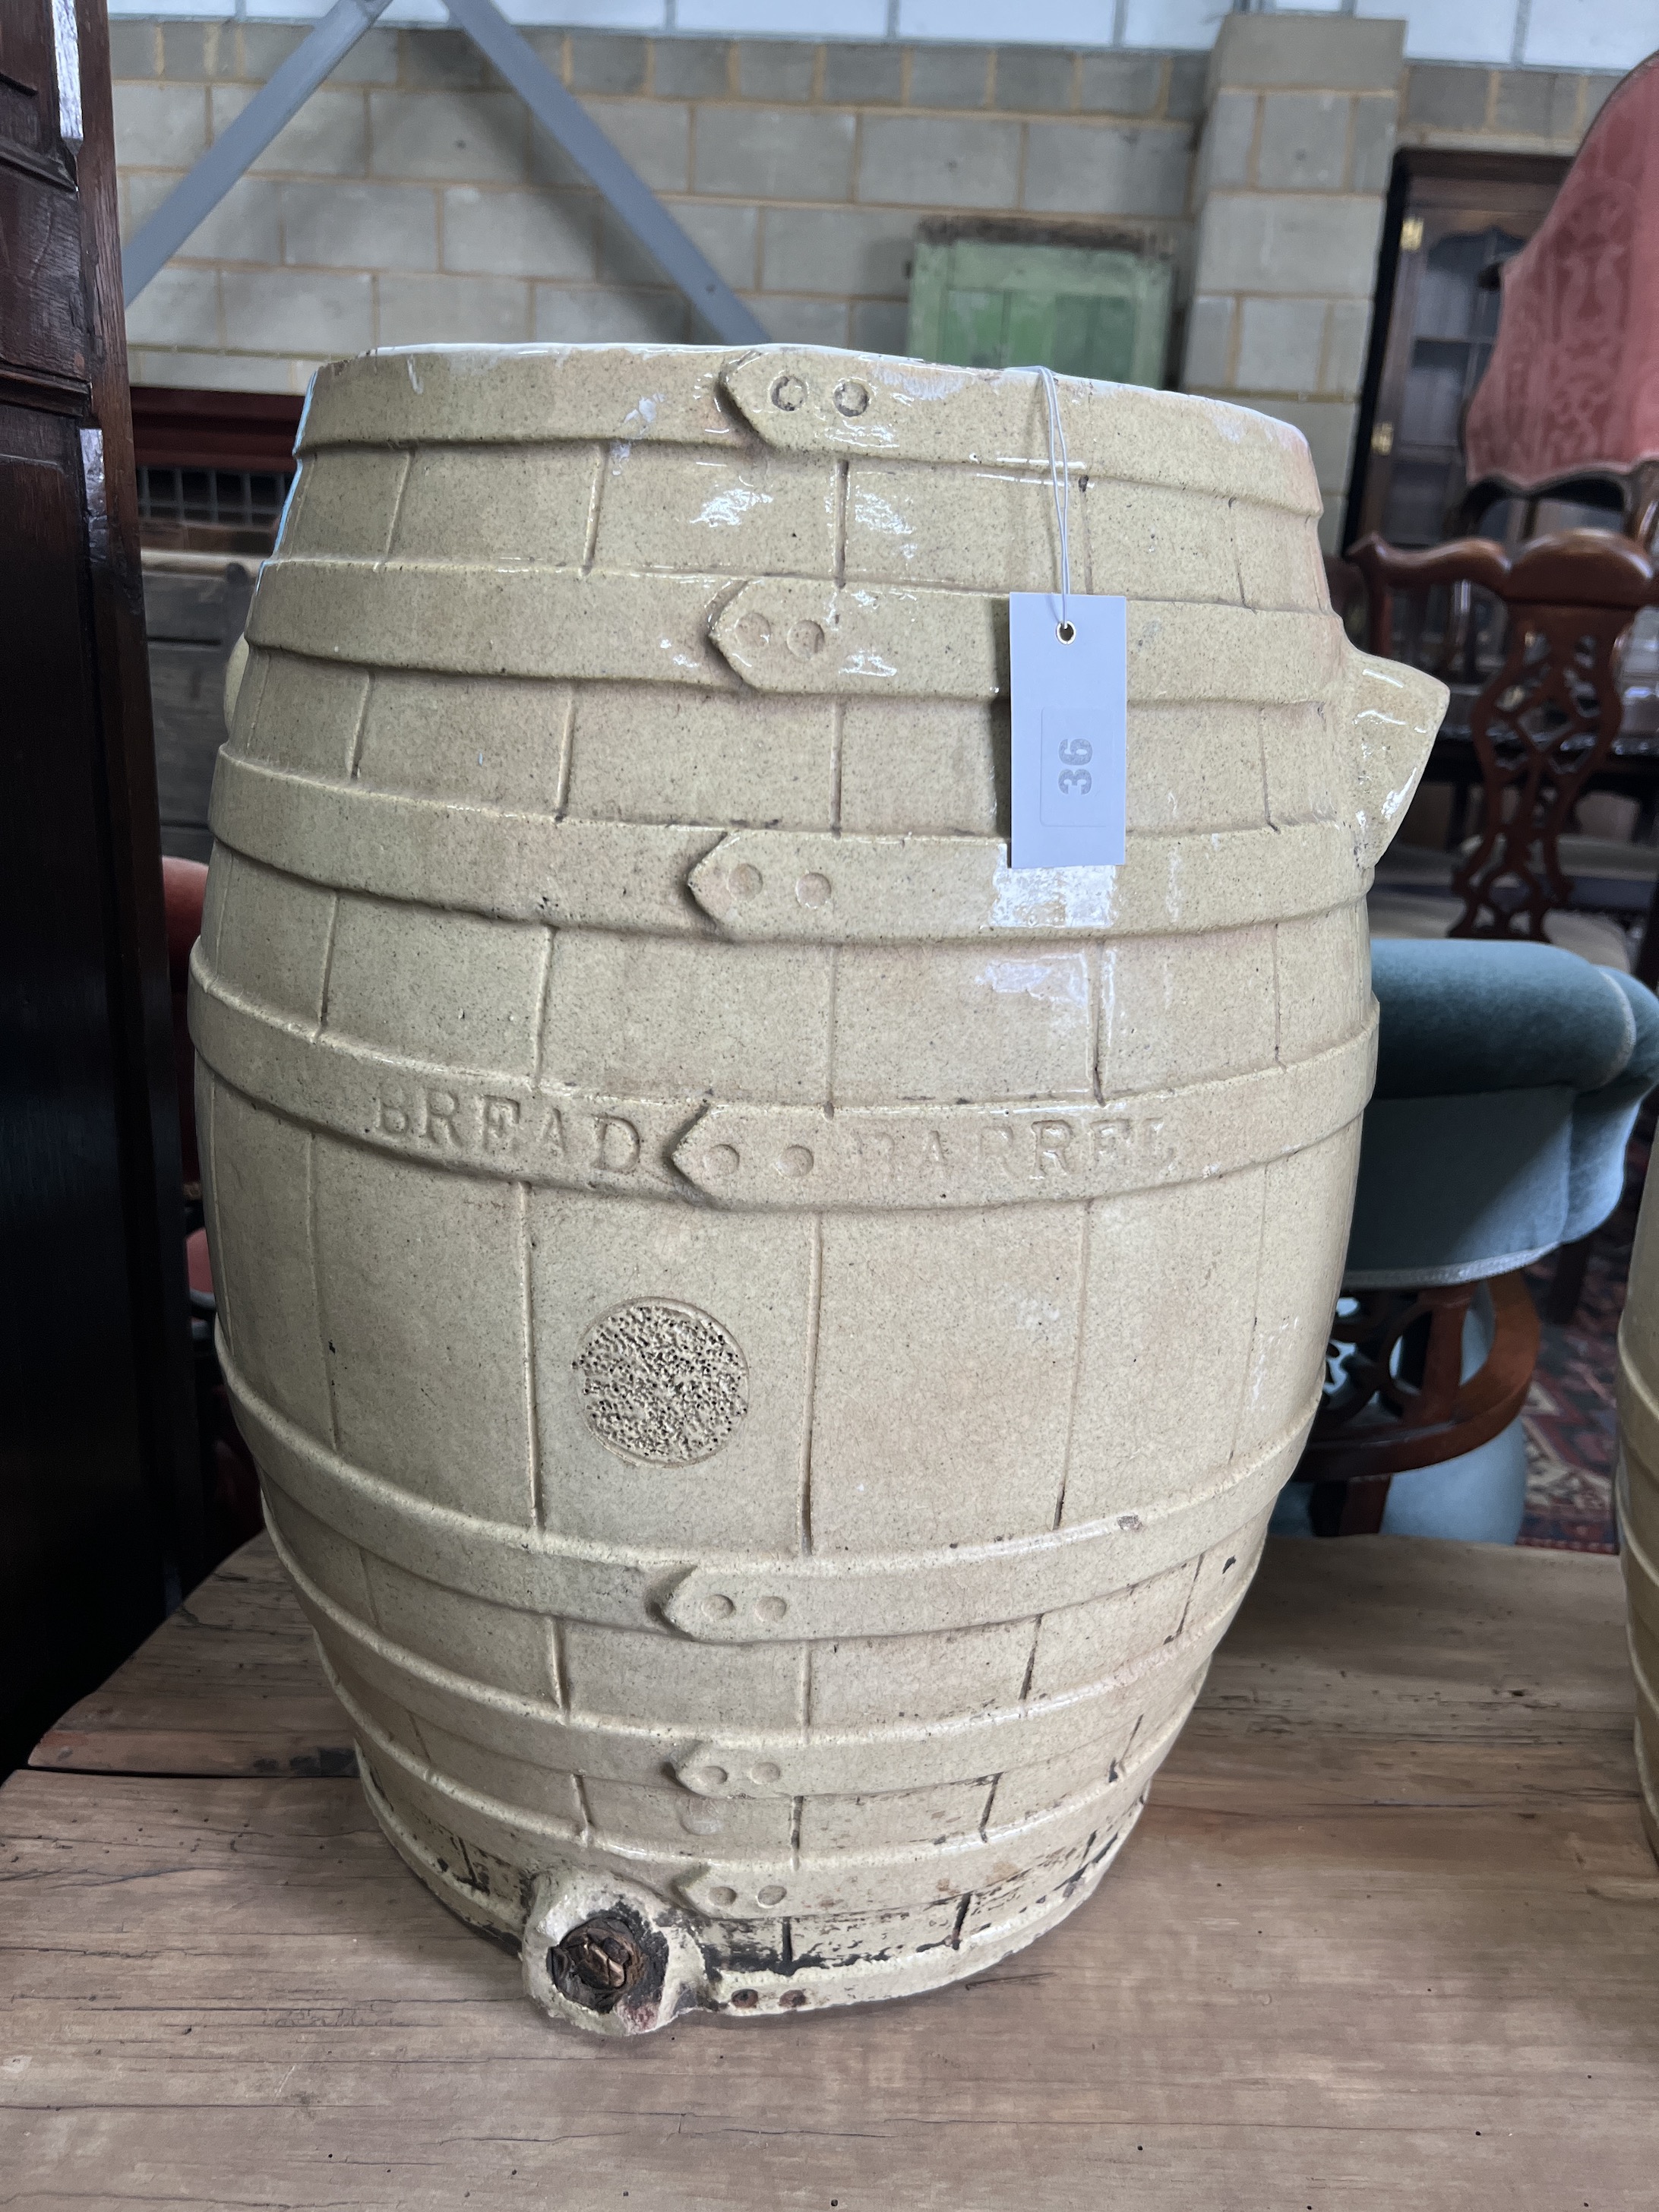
[122,0,395,305]
[121,0,768,346]
[443,0,766,344]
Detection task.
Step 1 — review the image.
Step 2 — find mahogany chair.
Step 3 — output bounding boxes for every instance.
[1324,52,1659,1376]
[1462,52,1659,554]
[1297,1276,1539,1538]
[1350,529,1659,971]
[1281,939,1659,1540]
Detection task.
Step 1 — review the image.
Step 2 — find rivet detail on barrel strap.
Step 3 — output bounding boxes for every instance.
[709,576,997,698]
[268,1504,1243,1800]
[193,958,1373,1212]
[673,1025,1375,1210]
[225,1336,1314,1638]
[721,349,994,462]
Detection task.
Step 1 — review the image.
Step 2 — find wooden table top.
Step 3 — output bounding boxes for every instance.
[5,1532,1657,2209]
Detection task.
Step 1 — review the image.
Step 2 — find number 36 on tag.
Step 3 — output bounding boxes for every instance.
[1008,592,1127,871]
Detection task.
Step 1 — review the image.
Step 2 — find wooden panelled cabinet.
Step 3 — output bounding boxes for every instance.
[1349,152,1569,550]
[0,0,200,1771]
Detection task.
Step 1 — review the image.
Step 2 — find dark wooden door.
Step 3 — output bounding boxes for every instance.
[1348,153,1569,548]
[0,0,199,1771]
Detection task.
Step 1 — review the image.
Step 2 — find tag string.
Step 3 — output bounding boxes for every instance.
[1037,365,1073,640]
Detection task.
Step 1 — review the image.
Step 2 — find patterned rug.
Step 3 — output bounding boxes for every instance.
[1518,1112,1653,1554]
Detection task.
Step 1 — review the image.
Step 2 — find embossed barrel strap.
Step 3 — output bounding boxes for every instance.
[192,957,1373,1211]
[292,349,1322,522]
[223,1337,1312,1638]
[669,1022,1375,1208]
[716,351,1324,519]
[268,1499,1245,1800]
[683,823,1362,942]
[209,751,724,937]
[248,558,1338,705]
[706,580,1340,703]
[207,751,1365,940]
[1618,1360,1659,1497]
[330,1648,1172,1922]
[191,965,691,1200]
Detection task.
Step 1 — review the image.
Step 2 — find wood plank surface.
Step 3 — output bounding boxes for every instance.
[6,1534,1657,2207]
[30,1531,1638,1794]
[2,1767,1656,2208]
[29,1538,349,1778]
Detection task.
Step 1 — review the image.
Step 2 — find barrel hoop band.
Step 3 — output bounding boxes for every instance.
[267,1500,1245,1800]
[295,349,1320,520]
[716,352,1323,517]
[208,749,1365,943]
[192,956,1373,1213]
[1617,1356,1659,1495]
[668,1023,1374,1209]
[223,1335,1313,1641]
[326,1645,1178,1922]
[246,558,1339,706]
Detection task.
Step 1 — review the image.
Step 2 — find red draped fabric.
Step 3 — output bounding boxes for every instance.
[1465,53,1659,491]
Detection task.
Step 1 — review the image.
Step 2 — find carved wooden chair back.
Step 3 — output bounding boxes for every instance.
[1350,529,1659,942]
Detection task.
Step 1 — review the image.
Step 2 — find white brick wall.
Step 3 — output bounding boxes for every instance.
[113,23,1204,394]
[1180,11,1405,552]
[105,0,1659,71]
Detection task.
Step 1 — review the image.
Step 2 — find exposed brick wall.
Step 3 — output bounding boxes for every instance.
[112,23,1206,395]
[1174,23,1621,551]
[1180,14,1405,555]
[111,17,1629,557]
[1397,61,1624,152]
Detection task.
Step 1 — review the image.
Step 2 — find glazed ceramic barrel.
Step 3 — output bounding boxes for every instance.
[194,344,1444,2033]
[1616,1172,1659,1860]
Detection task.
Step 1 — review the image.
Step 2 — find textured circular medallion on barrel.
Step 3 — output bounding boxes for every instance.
[574,1300,748,1465]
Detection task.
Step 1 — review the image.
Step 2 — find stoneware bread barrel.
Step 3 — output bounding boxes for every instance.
[193,343,1445,2033]
[1616,1171,1659,1861]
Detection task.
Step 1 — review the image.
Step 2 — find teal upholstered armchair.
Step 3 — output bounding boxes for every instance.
[1275,940,1659,1541]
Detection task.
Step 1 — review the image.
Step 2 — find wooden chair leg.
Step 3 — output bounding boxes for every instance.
[1544,1234,1594,1326]
[1294,1272,1541,1534]
[1310,1474,1392,1538]
[1638,863,1659,988]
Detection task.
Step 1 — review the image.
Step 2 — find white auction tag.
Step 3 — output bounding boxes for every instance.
[1010,592,1127,871]
[1007,365,1128,871]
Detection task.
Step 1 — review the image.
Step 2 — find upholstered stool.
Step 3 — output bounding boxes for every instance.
[1275,939,1659,1541]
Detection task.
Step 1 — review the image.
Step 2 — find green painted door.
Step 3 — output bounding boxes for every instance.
[906,238,1173,387]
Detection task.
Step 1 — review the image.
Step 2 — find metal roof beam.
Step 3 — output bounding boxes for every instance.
[123,0,395,306]
[122,0,768,346]
[444,0,766,345]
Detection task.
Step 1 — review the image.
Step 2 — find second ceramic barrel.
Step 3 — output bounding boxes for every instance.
[193,343,1443,2032]
[1616,1169,1659,1863]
